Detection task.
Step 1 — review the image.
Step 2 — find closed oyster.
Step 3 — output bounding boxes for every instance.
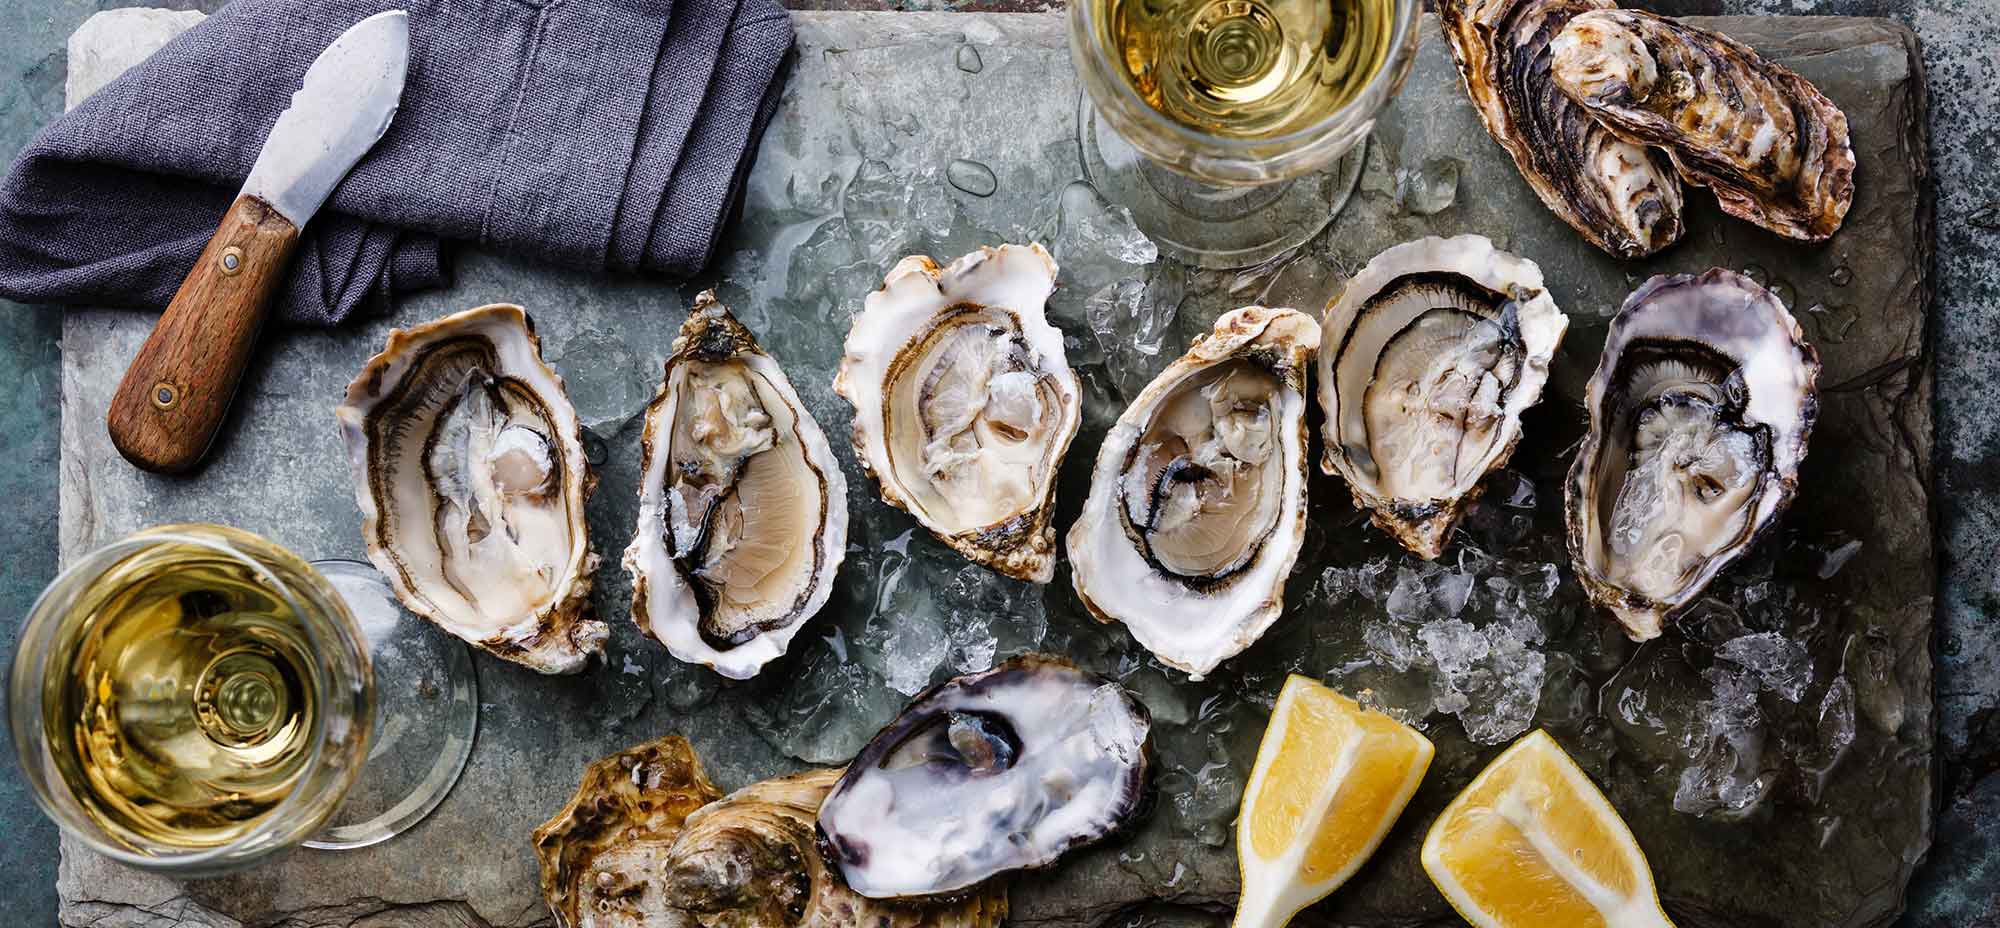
[833,244,1081,583]
[1067,307,1319,679]
[532,737,1003,928]
[1566,269,1820,641]
[1438,0,1684,258]
[816,654,1152,899]
[1550,9,1855,241]
[1318,236,1568,559]
[337,304,605,674]
[625,292,847,680]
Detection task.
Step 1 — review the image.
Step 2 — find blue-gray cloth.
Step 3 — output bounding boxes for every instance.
[0,0,793,325]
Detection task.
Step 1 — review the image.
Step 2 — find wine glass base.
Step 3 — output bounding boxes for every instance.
[1077,93,1366,270]
[302,560,478,850]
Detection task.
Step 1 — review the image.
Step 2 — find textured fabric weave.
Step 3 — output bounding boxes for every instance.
[0,0,793,325]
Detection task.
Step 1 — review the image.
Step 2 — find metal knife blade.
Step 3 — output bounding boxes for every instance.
[241,9,410,227]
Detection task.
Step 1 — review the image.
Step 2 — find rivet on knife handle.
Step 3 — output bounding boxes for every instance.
[106,195,300,474]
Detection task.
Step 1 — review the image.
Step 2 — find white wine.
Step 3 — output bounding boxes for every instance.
[40,542,320,850]
[1098,0,1396,140]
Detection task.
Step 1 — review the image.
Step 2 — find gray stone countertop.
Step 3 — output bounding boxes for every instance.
[0,2,1994,927]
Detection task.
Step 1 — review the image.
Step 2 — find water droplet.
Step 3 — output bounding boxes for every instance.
[1394,157,1460,216]
[1804,302,1857,344]
[1970,202,2000,230]
[1738,264,1768,286]
[1828,264,1853,287]
[1767,278,1796,309]
[955,44,983,73]
[946,158,997,197]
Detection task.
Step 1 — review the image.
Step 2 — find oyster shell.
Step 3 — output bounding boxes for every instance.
[337,304,605,674]
[1565,269,1820,640]
[816,654,1152,899]
[1550,9,1855,241]
[833,243,1081,583]
[1438,0,1685,258]
[532,737,1004,928]
[624,291,848,680]
[1067,306,1319,679]
[1318,236,1569,559]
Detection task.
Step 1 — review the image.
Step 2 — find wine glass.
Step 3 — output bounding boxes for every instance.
[1068,0,1423,268]
[8,524,477,873]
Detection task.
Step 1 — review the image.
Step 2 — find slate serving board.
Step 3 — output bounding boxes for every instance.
[54,10,1932,928]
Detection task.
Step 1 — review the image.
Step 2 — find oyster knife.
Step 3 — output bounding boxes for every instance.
[107,10,410,474]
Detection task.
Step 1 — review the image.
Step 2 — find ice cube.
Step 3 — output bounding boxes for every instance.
[1363,621,1417,672]
[1420,619,1487,675]
[880,618,949,695]
[1717,631,1813,703]
[1435,570,1475,616]
[1357,556,1396,602]
[1386,567,1431,620]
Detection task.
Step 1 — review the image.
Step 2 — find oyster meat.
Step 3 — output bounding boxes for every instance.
[337,304,604,674]
[624,292,848,680]
[833,244,1081,583]
[1566,269,1820,641]
[816,654,1152,898]
[1318,236,1569,559]
[533,737,1004,928]
[1438,0,1685,258]
[1068,306,1319,679]
[1550,9,1855,241]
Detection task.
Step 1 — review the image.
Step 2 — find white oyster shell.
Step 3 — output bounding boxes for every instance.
[624,291,848,680]
[833,243,1081,583]
[1068,306,1319,679]
[1317,235,1569,559]
[815,655,1151,899]
[1566,269,1820,640]
[336,304,605,674]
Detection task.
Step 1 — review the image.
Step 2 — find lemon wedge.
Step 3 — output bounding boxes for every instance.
[1232,676,1434,928]
[1421,729,1675,928]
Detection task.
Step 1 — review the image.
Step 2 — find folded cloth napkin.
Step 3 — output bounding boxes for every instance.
[0,0,793,325]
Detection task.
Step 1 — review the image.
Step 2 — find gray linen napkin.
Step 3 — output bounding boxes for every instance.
[0,0,793,325]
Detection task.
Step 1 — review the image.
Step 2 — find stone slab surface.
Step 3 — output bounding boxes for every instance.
[47,9,1937,928]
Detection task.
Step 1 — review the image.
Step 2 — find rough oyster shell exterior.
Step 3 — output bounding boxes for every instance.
[1438,0,1686,258]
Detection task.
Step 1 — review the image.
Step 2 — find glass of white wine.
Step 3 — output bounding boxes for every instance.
[9,524,477,874]
[1069,0,1423,267]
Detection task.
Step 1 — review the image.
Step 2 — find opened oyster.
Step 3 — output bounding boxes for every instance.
[1067,307,1318,678]
[1439,0,1685,258]
[816,654,1152,898]
[1318,236,1569,559]
[532,737,1004,928]
[624,292,847,680]
[1550,9,1855,241]
[1566,269,1820,640]
[337,304,605,674]
[833,244,1080,583]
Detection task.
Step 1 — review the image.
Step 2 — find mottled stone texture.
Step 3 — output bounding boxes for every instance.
[37,9,1942,928]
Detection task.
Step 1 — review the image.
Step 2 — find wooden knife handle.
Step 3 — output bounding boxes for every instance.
[108,195,300,475]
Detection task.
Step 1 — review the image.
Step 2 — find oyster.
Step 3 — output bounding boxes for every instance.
[1067,307,1319,679]
[624,292,848,680]
[1318,236,1569,559]
[1566,269,1820,641]
[816,654,1152,898]
[833,244,1080,583]
[1438,0,1685,258]
[1550,9,1855,241]
[337,304,605,674]
[532,737,1004,928]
